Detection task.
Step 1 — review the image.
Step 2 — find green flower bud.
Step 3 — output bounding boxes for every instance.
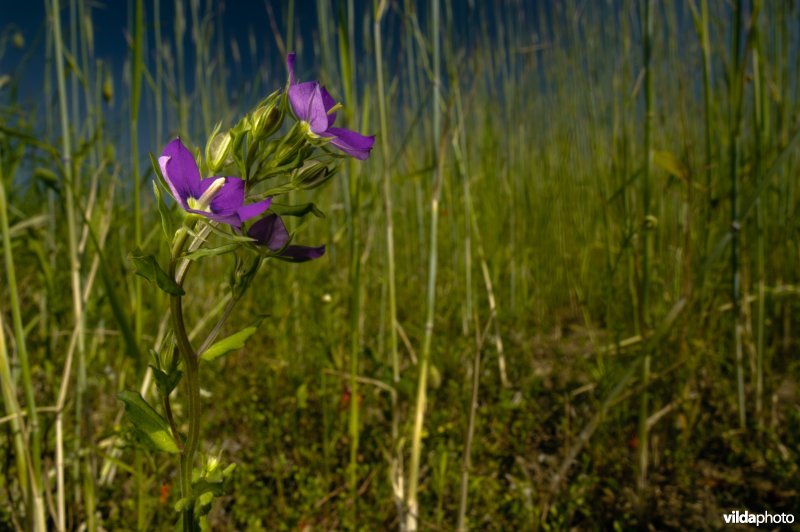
[274,121,309,163]
[206,131,233,174]
[251,102,283,139]
[292,161,334,190]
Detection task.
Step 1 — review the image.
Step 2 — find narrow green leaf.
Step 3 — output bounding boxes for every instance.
[149,152,166,185]
[129,248,185,296]
[152,180,174,241]
[9,214,49,238]
[83,214,139,360]
[200,325,258,361]
[117,391,179,454]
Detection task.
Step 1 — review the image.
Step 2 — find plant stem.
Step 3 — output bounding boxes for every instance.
[637,0,654,492]
[751,0,765,429]
[0,150,41,530]
[170,228,201,531]
[131,0,144,343]
[335,0,363,524]
[730,0,746,430]
[699,0,714,252]
[407,1,442,527]
[374,1,403,521]
[154,0,163,146]
[51,0,85,528]
[130,3,145,527]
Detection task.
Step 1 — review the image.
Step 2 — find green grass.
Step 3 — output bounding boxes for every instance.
[1,0,799,529]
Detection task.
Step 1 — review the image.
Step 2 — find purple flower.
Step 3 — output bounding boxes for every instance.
[158,138,271,228]
[287,53,375,160]
[248,214,325,263]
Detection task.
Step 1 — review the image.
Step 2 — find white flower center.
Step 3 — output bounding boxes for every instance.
[300,120,320,139]
[187,177,226,212]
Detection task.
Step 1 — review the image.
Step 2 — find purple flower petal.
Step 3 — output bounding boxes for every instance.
[298,85,329,134]
[159,138,201,207]
[287,54,373,161]
[320,86,337,128]
[247,214,290,251]
[248,214,325,262]
[288,81,319,123]
[236,198,272,223]
[197,177,244,215]
[281,245,326,263]
[308,86,332,133]
[326,127,375,160]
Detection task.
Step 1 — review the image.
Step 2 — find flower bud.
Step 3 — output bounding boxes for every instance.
[275,121,309,162]
[251,102,283,140]
[292,161,334,190]
[206,131,233,173]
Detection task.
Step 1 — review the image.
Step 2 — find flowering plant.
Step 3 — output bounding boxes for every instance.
[118,55,373,531]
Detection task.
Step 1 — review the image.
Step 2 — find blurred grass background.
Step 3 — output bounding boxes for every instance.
[1,0,799,529]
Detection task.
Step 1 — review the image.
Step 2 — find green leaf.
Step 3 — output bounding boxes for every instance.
[152,180,175,241]
[117,391,180,454]
[129,248,185,296]
[82,212,139,360]
[200,325,259,361]
[9,214,48,239]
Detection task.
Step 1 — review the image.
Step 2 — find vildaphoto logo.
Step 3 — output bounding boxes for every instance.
[723,510,795,526]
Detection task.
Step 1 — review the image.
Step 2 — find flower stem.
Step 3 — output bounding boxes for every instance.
[169,228,201,531]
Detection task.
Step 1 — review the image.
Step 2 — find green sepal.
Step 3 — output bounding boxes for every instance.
[150,364,183,398]
[148,152,168,194]
[129,247,185,296]
[260,182,298,197]
[200,321,262,362]
[117,390,180,454]
[292,162,336,190]
[229,256,262,299]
